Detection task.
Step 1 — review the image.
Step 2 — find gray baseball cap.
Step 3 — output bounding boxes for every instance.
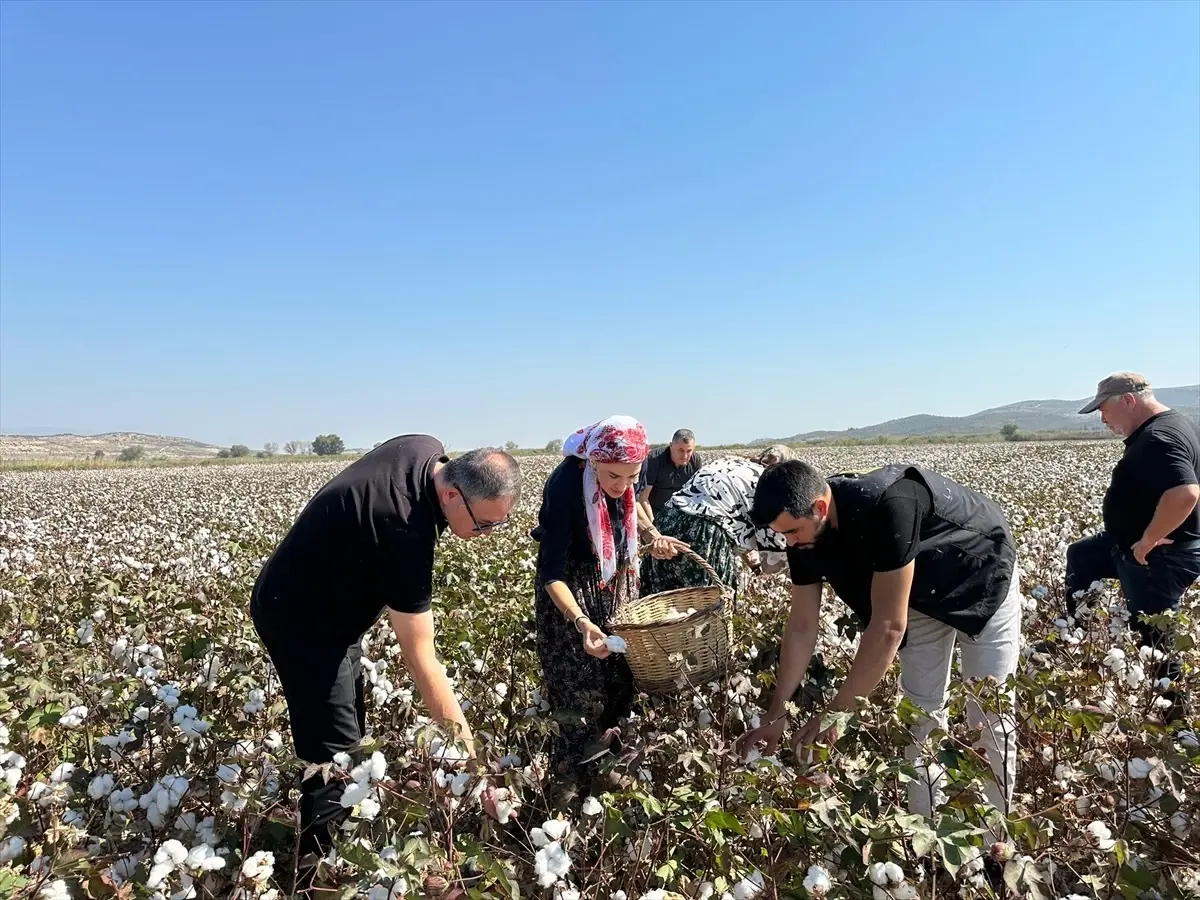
[1078,371,1150,414]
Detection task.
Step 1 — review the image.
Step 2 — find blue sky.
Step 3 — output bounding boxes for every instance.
[2,1,1198,450]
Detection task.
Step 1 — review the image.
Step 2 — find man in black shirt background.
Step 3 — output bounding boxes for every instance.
[251,435,521,869]
[1066,372,1200,718]
[739,460,1022,834]
[636,428,703,524]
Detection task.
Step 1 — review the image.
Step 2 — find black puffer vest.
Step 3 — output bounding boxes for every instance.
[819,464,1016,637]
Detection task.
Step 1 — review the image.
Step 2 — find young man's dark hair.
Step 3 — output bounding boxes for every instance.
[750,460,829,526]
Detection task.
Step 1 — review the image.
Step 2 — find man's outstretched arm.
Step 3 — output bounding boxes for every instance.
[388,608,474,753]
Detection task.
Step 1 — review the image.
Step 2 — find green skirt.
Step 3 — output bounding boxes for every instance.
[640,506,739,596]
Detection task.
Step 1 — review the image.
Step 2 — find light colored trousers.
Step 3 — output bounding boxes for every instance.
[899,563,1022,827]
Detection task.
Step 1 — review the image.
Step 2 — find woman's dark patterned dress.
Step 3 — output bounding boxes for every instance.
[638,505,738,595]
[532,458,636,777]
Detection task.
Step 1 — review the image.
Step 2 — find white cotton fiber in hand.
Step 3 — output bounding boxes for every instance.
[605,636,627,654]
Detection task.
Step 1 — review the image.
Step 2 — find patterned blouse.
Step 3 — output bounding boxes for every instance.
[665,456,789,555]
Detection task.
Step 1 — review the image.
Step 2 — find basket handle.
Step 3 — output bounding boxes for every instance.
[637,541,729,594]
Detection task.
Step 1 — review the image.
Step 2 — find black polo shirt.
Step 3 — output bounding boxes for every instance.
[638,445,704,515]
[1103,409,1200,550]
[251,434,449,646]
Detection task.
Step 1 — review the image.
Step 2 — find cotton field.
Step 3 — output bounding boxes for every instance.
[0,442,1197,900]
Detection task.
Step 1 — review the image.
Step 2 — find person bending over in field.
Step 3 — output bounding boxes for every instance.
[250,435,520,875]
[1065,372,1200,722]
[738,460,1023,847]
[639,447,796,595]
[531,416,681,803]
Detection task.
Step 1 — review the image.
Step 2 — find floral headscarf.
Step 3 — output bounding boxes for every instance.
[563,415,650,585]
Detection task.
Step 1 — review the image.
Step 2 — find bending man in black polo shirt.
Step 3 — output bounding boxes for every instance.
[1066,372,1200,719]
[739,461,1022,828]
[250,435,521,867]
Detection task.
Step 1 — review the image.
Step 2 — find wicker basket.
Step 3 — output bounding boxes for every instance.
[607,546,734,696]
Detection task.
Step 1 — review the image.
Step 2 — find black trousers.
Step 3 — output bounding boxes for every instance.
[1065,531,1200,718]
[251,606,366,861]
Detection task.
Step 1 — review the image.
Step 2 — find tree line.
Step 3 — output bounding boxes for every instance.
[106,434,349,463]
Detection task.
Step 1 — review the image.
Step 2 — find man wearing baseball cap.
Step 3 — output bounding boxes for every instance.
[1066,372,1200,719]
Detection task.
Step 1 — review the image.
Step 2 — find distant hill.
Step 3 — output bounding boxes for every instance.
[0,432,222,460]
[753,384,1200,444]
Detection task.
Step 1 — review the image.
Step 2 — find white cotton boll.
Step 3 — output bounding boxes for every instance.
[890,886,918,900]
[1125,664,1145,687]
[428,738,469,763]
[77,620,95,645]
[332,752,351,769]
[640,892,665,900]
[450,772,472,797]
[59,706,88,728]
[0,835,26,863]
[232,740,255,759]
[63,808,85,828]
[493,683,508,699]
[605,635,627,654]
[220,790,247,814]
[157,685,181,708]
[1178,730,1200,750]
[365,751,386,780]
[542,818,571,841]
[734,870,766,900]
[264,730,283,751]
[1103,648,1126,671]
[582,796,603,816]
[87,777,114,801]
[1096,762,1119,782]
[241,851,275,883]
[358,797,381,820]
[184,844,225,873]
[50,763,76,784]
[108,787,138,813]
[531,827,550,848]
[133,706,150,721]
[697,884,715,900]
[243,690,266,715]
[883,862,904,885]
[613,894,628,900]
[216,764,240,785]
[498,754,522,769]
[339,780,371,809]
[1087,821,1116,850]
[869,864,890,886]
[533,841,571,887]
[1128,758,1153,780]
[38,880,70,900]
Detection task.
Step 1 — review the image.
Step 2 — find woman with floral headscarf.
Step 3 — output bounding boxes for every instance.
[531,415,679,790]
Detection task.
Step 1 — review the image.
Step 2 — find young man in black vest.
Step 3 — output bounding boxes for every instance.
[251,435,521,872]
[739,460,1022,827]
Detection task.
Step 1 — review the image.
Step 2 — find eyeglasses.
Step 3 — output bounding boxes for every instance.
[455,485,510,534]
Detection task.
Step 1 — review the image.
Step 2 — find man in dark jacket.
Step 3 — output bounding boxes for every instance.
[1066,372,1200,719]
[250,435,521,867]
[738,460,1022,828]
